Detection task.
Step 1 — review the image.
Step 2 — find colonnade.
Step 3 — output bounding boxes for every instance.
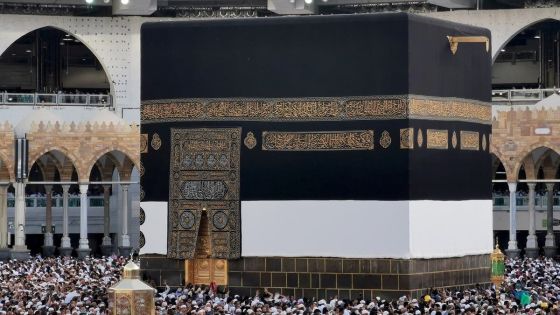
[505,181,558,258]
[0,181,133,259]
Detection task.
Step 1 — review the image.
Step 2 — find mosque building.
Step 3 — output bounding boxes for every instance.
[0,27,140,258]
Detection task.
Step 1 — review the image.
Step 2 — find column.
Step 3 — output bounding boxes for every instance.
[525,183,538,257]
[13,182,26,249]
[544,182,557,257]
[506,182,520,258]
[102,185,111,246]
[11,181,29,259]
[43,185,53,247]
[0,184,8,249]
[121,184,130,247]
[118,184,131,257]
[78,184,89,250]
[59,185,72,256]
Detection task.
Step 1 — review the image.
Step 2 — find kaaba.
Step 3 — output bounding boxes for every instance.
[139,13,492,299]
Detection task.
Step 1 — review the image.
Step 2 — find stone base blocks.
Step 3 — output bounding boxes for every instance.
[139,255,490,299]
[228,255,491,300]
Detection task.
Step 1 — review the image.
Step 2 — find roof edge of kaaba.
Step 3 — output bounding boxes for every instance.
[140,94,491,125]
[140,12,489,36]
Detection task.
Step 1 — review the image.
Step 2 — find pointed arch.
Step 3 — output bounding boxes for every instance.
[0,26,113,94]
[513,143,560,181]
[0,151,14,183]
[85,147,139,183]
[492,18,559,62]
[28,148,80,182]
[492,153,508,180]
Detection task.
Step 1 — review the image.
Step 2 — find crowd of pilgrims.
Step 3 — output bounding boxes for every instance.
[0,256,560,314]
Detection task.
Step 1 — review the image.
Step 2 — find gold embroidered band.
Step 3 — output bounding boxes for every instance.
[141,96,490,124]
[262,130,374,151]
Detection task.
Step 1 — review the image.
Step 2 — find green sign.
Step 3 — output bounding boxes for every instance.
[491,260,505,277]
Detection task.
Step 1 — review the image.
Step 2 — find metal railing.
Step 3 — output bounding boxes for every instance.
[6,196,104,208]
[493,195,560,207]
[492,88,559,104]
[0,92,111,107]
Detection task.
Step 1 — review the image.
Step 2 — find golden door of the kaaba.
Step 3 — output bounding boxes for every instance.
[184,210,228,285]
[169,128,241,286]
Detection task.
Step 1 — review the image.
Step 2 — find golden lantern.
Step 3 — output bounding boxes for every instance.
[490,240,505,288]
[108,260,156,315]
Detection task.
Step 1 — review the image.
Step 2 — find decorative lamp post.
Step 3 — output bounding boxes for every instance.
[491,239,506,288]
[108,259,155,315]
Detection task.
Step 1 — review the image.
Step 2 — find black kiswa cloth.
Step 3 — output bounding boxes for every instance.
[141,13,490,102]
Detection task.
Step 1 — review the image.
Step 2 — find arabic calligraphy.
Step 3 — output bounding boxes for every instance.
[261,130,374,151]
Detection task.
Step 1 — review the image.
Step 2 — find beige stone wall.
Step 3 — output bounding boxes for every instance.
[492,108,560,181]
[0,122,14,182]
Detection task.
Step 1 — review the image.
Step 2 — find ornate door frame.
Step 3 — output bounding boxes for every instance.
[168,128,241,260]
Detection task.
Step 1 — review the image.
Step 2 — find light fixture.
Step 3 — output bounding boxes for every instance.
[534,35,541,39]
[121,0,129,4]
[65,34,70,37]
[25,49,31,53]
[11,53,15,56]
[85,0,93,4]
[103,0,110,3]
[500,49,506,52]
[304,0,313,3]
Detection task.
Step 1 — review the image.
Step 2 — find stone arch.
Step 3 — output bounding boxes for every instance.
[513,144,560,181]
[521,155,538,180]
[490,145,516,182]
[0,151,14,183]
[492,153,507,180]
[31,159,48,182]
[28,148,80,182]
[537,154,559,179]
[42,152,64,180]
[84,147,139,183]
[492,17,559,63]
[32,153,63,182]
[0,163,10,183]
[95,159,119,182]
[120,158,136,182]
[0,25,114,95]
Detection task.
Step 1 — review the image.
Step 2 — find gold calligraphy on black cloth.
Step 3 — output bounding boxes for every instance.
[141,96,491,124]
[460,131,480,151]
[168,128,241,260]
[261,131,374,151]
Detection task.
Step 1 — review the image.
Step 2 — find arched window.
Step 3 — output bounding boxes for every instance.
[0,27,109,94]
